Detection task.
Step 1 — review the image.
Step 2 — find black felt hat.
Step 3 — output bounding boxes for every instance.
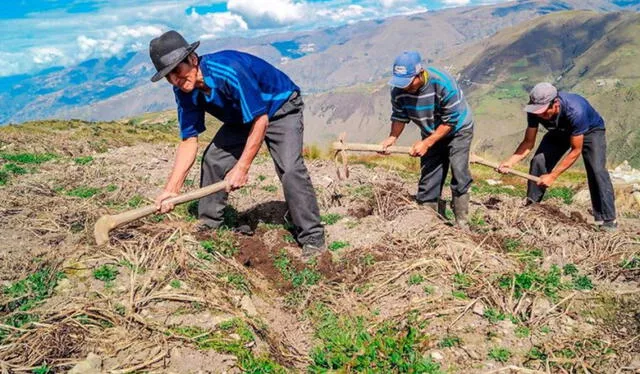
[149,30,200,82]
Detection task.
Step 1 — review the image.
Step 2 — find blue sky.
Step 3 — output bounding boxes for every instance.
[0,0,503,77]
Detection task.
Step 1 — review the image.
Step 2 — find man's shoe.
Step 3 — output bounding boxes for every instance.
[599,220,618,232]
[301,241,326,262]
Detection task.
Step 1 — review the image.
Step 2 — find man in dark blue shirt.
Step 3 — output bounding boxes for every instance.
[498,82,617,230]
[148,30,325,258]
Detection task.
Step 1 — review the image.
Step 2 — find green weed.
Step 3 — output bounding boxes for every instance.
[307,303,441,373]
[320,213,342,225]
[483,308,506,324]
[200,229,238,257]
[515,325,530,338]
[328,241,349,251]
[0,170,8,186]
[170,280,181,289]
[4,163,27,175]
[488,347,511,362]
[262,185,278,193]
[93,264,119,282]
[545,187,574,204]
[438,335,461,348]
[66,186,101,198]
[127,195,145,208]
[408,273,425,285]
[0,152,56,164]
[222,273,250,294]
[503,238,521,252]
[498,265,567,301]
[2,267,64,313]
[273,249,321,288]
[73,156,94,165]
[31,364,51,374]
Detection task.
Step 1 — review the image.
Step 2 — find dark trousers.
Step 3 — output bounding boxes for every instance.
[417,128,474,202]
[198,93,325,245]
[527,129,616,222]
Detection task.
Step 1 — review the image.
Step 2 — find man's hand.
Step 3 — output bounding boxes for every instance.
[379,136,397,155]
[409,139,430,157]
[155,190,179,213]
[497,161,513,174]
[225,164,249,192]
[537,173,556,188]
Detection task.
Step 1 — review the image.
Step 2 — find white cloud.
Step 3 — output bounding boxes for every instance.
[379,0,417,8]
[186,9,248,40]
[31,47,66,65]
[227,0,307,28]
[441,0,471,5]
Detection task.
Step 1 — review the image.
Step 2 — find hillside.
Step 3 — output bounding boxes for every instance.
[3,0,640,125]
[0,119,638,373]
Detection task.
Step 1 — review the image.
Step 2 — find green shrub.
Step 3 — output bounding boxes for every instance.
[0,152,56,164]
[73,156,94,165]
[328,241,349,251]
[93,264,119,282]
[66,186,101,198]
[488,347,511,362]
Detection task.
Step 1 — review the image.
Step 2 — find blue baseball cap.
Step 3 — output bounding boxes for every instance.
[389,51,423,88]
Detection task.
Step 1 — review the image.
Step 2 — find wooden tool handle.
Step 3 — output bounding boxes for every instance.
[94,181,228,245]
[470,155,540,183]
[332,142,412,154]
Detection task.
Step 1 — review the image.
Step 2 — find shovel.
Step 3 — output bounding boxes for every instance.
[94,181,228,245]
[469,154,540,183]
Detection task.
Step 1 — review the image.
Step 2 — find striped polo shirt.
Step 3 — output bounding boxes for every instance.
[390,66,473,135]
[173,50,299,140]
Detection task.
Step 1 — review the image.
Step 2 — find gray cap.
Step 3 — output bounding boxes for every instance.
[525,82,558,113]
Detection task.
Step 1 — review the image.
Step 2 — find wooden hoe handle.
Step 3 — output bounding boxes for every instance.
[94,181,228,245]
[469,154,540,183]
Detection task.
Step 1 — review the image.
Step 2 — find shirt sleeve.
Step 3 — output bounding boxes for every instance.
[214,60,267,124]
[527,113,539,129]
[174,88,206,140]
[390,91,410,123]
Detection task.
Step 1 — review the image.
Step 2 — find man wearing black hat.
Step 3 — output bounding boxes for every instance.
[498,82,617,230]
[149,30,326,258]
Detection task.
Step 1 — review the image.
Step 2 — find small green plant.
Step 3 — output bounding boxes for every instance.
[274,249,321,288]
[283,233,296,244]
[515,325,530,338]
[452,290,468,300]
[0,152,56,164]
[127,195,145,208]
[408,273,425,285]
[527,346,548,360]
[563,263,579,276]
[438,335,461,348]
[327,241,349,251]
[498,265,567,301]
[488,347,511,362]
[196,251,213,261]
[114,304,126,316]
[469,212,486,227]
[106,184,118,192]
[73,156,94,165]
[503,238,521,252]
[4,163,27,175]
[362,253,375,266]
[539,326,551,334]
[66,186,100,198]
[572,275,593,290]
[484,308,506,324]
[320,213,342,225]
[223,272,250,294]
[0,170,8,186]
[2,267,64,313]
[31,364,51,374]
[307,303,441,373]
[620,255,639,269]
[423,285,435,295]
[170,280,181,289]
[93,264,119,282]
[262,185,278,193]
[545,186,574,204]
[200,229,238,257]
[453,273,472,289]
[257,175,267,182]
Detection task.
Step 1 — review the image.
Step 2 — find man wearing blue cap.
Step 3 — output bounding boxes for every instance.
[381,51,475,228]
[148,30,326,259]
[498,82,617,230]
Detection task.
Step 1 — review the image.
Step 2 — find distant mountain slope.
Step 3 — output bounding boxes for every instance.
[3,0,639,125]
[303,10,640,167]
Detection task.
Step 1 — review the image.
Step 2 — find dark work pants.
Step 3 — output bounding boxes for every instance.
[198,93,325,245]
[527,129,616,222]
[417,127,474,202]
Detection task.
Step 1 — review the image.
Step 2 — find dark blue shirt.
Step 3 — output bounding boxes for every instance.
[174,50,300,139]
[527,92,605,136]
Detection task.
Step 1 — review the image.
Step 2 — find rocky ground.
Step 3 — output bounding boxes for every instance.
[0,120,638,373]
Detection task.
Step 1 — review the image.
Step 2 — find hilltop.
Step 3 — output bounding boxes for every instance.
[0,119,638,372]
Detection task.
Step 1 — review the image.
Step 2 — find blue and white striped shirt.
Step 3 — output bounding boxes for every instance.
[390,66,473,135]
[174,50,299,139]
